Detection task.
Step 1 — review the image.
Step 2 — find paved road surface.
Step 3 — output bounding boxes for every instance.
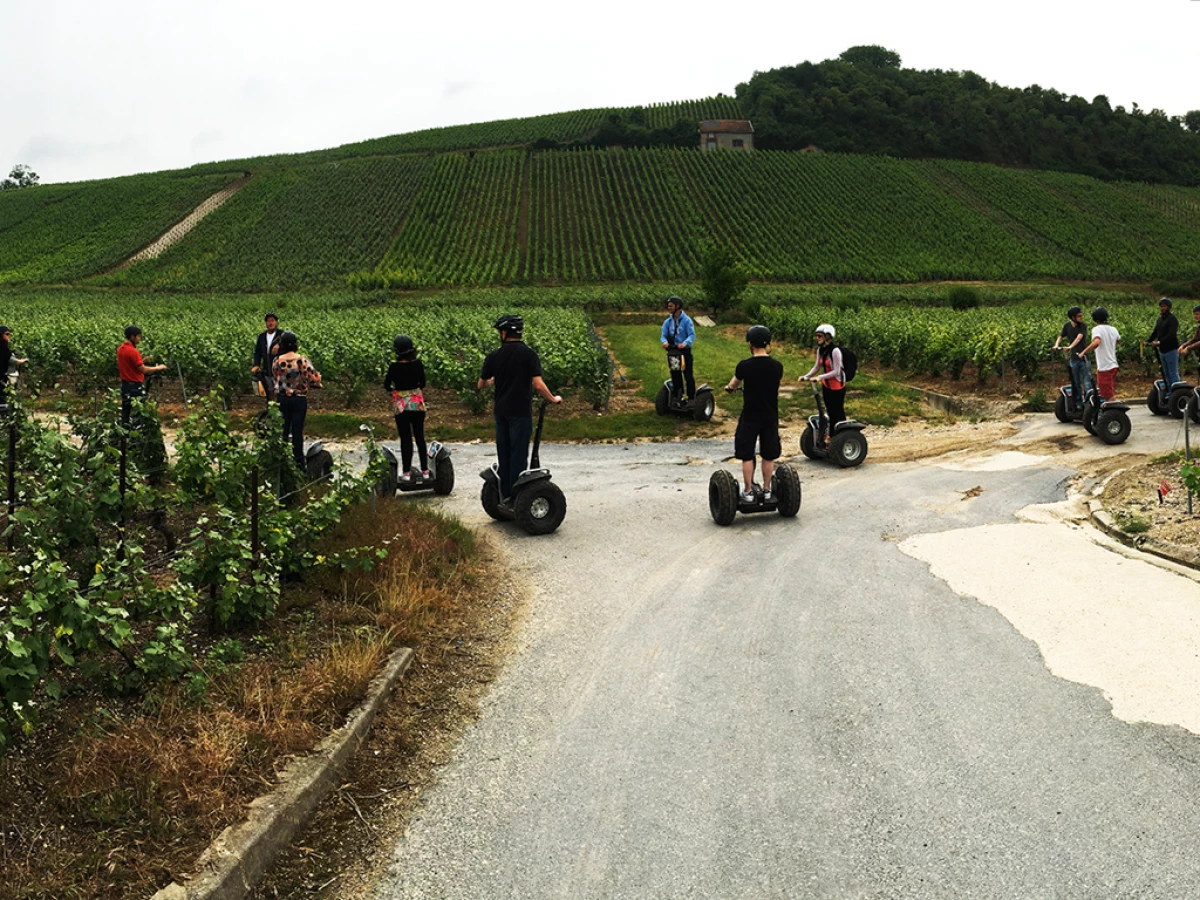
[364,407,1200,899]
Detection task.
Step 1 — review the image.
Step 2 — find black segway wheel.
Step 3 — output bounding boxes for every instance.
[799,424,820,460]
[515,480,567,535]
[375,463,398,498]
[829,430,867,468]
[1147,386,1165,416]
[1188,392,1200,425]
[1097,410,1131,445]
[708,469,738,527]
[693,391,715,422]
[655,385,670,416]
[1054,393,1070,424]
[480,479,504,521]
[433,456,454,496]
[773,464,801,518]
[1082,404,1098,435]
[1168,386,1191,419]
[306,449,333,482]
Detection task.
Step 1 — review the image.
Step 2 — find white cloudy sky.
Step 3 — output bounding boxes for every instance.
[3,0,1198,185]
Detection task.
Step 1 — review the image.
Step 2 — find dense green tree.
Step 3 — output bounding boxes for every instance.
[0,164,39,190]
[736,52,1200,185]
[698,243,749,316]
[839,45,901,68]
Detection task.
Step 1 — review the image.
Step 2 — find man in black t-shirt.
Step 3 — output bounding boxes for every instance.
[478,314,562,504]
[1053,305,1092,411]
[725,325,784,502]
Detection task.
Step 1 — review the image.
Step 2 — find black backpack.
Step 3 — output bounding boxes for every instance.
[840,346,858,383]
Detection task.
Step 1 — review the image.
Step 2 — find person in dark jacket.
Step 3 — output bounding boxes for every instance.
[1148,297,1181,388]
[252,313,281,401]
[385,335,428,482]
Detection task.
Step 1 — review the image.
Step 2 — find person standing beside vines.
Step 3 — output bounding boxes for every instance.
[271,331,322,471]
[385,334,428,483]
[660,296,696,402]
[117,325,166,427]
[0,325,28,414]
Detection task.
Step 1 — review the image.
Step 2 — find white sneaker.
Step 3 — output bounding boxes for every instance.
[399,471,412,483]
[422,470,431,480]
[741,490,756,502]
[762,490,772,502]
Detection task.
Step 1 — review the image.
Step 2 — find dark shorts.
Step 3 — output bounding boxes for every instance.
[734,417,781,461]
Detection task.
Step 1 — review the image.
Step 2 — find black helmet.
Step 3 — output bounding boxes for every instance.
[393,334,415,359]
[1091,307,1109,324]
[1067,306,1083,319]
[124,325,142,340]
[746,325,772,348]
[1160,297,1173,309]
[666,295,684,310]
[277,330,299,353]
[493,314,524,337]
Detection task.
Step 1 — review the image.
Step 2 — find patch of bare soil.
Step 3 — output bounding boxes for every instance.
[1103,458,1200,553]
[861,418,1019,463]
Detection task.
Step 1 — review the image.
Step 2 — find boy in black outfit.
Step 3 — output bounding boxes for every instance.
[725,325,783,502]
[478,314,562,504]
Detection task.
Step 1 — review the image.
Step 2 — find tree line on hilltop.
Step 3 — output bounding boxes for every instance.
[735,46,1200,186]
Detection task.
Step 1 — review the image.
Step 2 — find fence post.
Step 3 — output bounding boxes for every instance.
[1187,411,1194,516]
[6,418,15,552]
[117,433,127,562]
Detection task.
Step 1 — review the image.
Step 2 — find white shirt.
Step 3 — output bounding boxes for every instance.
[265,330,276,352]
[1092,324,1120,371]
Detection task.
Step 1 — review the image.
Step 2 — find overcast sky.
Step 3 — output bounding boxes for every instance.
[4,0,1198,186]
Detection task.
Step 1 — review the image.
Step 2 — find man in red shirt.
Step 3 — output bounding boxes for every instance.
[118,325,166,425]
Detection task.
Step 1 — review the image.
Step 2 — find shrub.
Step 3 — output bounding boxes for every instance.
[948,286,981,311]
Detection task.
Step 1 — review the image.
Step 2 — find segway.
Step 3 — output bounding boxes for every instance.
[1081,388,1132,445]
[799,382,868,468]
[1052,347,1091,425]
[376,441,454,497]
[1146,351,1193,419]
[708,461,801,526]
[655,350,715,422]
[303,441,334,481]
[479,398,566,535]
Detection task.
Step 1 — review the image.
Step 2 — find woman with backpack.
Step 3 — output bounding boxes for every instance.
[385,334,428,483]
[271,331,322,470]
[801,324,847,438]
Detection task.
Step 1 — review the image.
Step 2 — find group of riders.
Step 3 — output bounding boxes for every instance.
[3,295,1189,503]
[1053,298,1200,413]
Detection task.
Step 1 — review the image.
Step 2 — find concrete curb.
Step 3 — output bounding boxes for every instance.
[1087,498,1200,570]
[151,647,414,900]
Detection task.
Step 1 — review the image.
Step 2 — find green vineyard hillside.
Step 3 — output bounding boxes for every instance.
[80,149,1200,291]
[3,93,1200,290]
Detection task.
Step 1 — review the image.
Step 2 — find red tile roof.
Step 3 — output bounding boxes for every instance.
[699,120,754,134]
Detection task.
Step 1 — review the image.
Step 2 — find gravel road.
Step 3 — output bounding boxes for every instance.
[362,408,1200,899]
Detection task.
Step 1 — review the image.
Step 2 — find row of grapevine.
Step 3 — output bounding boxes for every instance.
[643,96,742,129]
[0,290,612,408]
[98,157,431,291]
[8,148,1200,289]
[0,172,241,285]
[178,97,744,176]
[762,303,1169,382]
[376,152,523,286]
[927,160,1200,279]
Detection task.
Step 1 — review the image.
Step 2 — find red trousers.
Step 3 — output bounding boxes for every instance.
[1097,368,1117,401]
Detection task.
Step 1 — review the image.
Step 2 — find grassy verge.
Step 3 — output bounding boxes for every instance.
[0,498,487,900]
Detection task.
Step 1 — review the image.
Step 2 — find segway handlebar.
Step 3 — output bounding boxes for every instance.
[530,397,551,470]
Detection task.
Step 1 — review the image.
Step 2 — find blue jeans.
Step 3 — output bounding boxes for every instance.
[495,414,533,501]
[1160,350,1180,387]
[1068,356,1093,407]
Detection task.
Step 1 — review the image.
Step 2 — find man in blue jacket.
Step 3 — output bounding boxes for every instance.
[661,296,696,401]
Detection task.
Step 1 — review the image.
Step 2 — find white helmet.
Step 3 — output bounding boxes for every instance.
[815,323,836,339]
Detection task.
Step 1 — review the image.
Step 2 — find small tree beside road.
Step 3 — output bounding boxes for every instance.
[699,242,750,318]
